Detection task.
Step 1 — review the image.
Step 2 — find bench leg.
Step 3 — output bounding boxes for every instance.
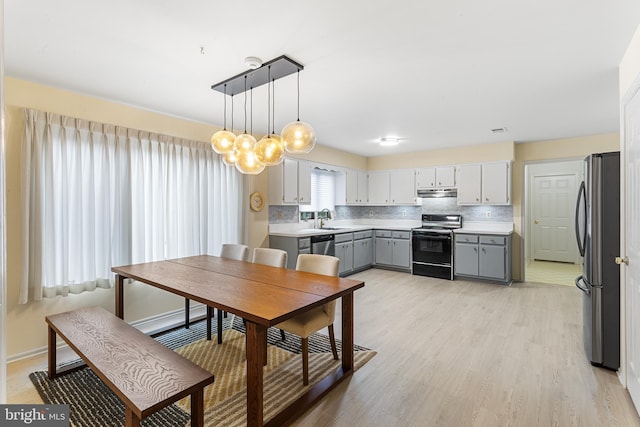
[191,389,204,427]
[48,325,57,380]
[125,408,141,427]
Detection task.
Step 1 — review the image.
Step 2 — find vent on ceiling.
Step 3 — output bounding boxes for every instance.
[491,127,508,134]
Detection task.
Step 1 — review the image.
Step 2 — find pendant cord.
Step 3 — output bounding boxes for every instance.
[296,69,301,121]
[272,78,276,136]
[243,76,248,133]
[223,84,227,130]
[230,94,234,133]
[250,87,253,135]
[267,66,271,135]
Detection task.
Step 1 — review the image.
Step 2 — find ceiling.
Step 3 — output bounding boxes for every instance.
[5,1,640,157]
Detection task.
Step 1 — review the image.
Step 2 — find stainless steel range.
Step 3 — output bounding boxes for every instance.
[411,214,462,280]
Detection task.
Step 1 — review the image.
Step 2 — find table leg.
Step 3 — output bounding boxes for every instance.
[47,325,56,380]
[115,274,125,319]
[341,293,354,372]
[245,321,266,427]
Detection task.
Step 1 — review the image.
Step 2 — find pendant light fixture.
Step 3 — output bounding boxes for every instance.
[255,69,285,166]
[210,84,236,154]
[235,75,265,175]
[210,55,314,174]
[282,69,315,154]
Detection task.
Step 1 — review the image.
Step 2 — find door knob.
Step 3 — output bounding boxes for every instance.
[615,256,629,265]
[534,219,539,224]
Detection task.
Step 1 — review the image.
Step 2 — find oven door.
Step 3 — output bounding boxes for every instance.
[411,231,452,266]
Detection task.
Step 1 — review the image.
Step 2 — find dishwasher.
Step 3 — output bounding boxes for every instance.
[311,234,335,256]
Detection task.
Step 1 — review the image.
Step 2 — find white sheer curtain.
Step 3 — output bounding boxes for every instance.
[20,109,244,303]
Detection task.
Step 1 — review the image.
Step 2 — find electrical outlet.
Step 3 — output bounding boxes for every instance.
[277,211,283,219]
[485,210,491,218]
[369,209,373,217]
[402,210,407,217]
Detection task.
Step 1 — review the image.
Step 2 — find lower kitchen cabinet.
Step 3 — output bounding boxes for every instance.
[269,235,311,269]
[454,233,512,284]
[375,230,411,271]
[353,230,374,271]
[335,233,354,276]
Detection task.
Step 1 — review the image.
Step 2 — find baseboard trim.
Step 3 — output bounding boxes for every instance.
[7,303,208,364]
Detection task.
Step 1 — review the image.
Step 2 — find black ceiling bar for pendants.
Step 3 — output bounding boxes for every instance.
[211,55,304,96]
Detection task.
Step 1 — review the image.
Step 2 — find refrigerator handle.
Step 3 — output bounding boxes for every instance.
[575,180,586,257]
[575,275,590,295]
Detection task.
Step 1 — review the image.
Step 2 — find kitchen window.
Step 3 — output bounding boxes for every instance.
[301,168,336,212]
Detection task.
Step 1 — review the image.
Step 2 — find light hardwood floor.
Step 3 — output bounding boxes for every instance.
[8,269,640,426]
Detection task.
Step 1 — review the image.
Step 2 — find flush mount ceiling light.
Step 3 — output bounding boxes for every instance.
[210,55,314,174]
[379,137,401,146]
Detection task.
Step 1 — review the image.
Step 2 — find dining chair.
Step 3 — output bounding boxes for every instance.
[184,244,248,343]
[251,248,289,341]
[275,254,340,385]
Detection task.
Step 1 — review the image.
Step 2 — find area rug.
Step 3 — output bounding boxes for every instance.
[30,316,376,426]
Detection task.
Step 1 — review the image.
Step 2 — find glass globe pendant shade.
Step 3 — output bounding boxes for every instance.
[255,134,285,166]
[234,133,257,153]
[210,130,236,154]
[235,149,266,175]
[282,120,316,154]
[222,148,239,167]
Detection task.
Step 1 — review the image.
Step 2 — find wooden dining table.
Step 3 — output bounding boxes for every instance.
[111,255,365,427]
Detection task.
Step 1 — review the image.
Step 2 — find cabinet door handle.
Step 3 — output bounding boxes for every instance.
[474,248,478,253]
[476,198,479,202]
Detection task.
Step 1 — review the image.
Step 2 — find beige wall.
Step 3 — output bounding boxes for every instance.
[367,141,515,170]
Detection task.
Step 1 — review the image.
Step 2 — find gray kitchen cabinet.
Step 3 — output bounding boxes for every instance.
[353,230,374,271]
[269,235,311,269]
[454,233,512,284]
[454,234,479,276]
[375,230,411,270]
[335,233,354,276]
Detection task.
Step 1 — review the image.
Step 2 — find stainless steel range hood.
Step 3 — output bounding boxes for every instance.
[417,188,457,198]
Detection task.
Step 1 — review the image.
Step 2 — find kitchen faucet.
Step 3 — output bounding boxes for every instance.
[319,208,333,228]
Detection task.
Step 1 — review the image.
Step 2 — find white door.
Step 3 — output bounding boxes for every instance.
[624,77,640,411]
[532,174,577,263]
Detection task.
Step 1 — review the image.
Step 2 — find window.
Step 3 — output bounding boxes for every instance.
[300,168,336,212]
[19,109,244,302]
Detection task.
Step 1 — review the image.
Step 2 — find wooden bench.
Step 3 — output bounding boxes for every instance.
[46,306,215,427]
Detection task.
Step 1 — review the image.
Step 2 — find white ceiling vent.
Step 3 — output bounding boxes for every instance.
[491,127,508,134]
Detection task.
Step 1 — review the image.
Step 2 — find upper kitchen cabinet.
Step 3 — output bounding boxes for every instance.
[389,169,416,204]
[368,171,390,204]
[416,166,455,189]
[346,169,368,204]
[268,158,312,205]
[456,161,511,205]
[368,169,416,205]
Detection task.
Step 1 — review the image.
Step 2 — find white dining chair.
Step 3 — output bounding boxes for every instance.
[275,254,340,385]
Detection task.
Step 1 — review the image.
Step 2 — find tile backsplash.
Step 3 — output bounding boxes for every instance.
[269,198,512,224]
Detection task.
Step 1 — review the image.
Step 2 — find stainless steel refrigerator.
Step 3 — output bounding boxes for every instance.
[574,151,620,370]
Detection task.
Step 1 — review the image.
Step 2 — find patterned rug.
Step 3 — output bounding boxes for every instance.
[30,316,375,426]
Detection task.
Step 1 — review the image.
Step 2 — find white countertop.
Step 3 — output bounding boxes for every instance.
[269,220,419,237]
[454,221,513,235]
